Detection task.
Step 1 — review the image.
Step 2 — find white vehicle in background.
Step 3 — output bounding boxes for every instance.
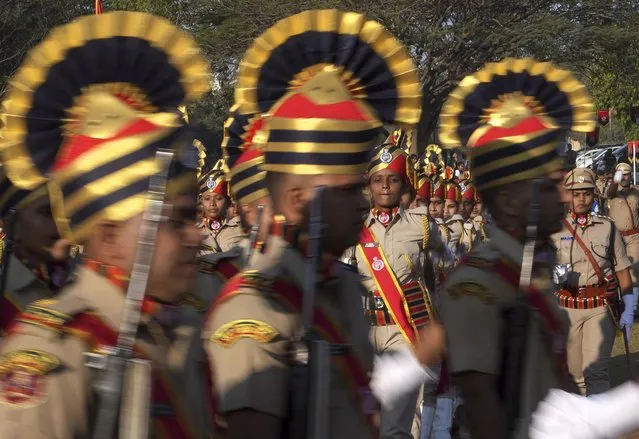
[576,144,626,169]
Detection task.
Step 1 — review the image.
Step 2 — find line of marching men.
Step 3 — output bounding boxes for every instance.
[1,7,639,439]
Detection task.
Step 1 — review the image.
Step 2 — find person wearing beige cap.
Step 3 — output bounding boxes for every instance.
[552,167,633,396]
[607,162,639,311]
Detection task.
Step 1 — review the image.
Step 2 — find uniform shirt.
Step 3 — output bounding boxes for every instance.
[204,235,375,439]
[350,206,445,293]
[471,216,489,242]
[551,214,631,286]
[440,227,568,438]
[608,186,639,235]
[595,179,610,199]
[0,256,57,334]
[0,265,209,439]
[197,215,244,255]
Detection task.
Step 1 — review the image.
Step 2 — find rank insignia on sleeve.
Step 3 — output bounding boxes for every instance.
[0,350,61,407]
[211,319,278,347]
[448,282,494,304]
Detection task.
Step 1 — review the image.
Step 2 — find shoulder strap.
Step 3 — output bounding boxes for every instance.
[561,218,605,283]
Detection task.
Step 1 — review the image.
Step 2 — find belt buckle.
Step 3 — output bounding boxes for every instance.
[374,297,385,310]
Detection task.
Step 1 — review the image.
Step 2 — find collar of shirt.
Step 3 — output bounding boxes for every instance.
[366,207,404,227]
[82,258,180,328]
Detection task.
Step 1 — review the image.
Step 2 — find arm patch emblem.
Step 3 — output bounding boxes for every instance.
[211,319,278,347]
[448,282,494,304]
[0,349,61,407]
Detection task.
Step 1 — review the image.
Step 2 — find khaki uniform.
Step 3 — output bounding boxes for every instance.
[1,256,57,334]
[440,227,568,439]
[197,216,244,256]
[0,265,210,438]
[551,214,631,395]
[348,206,442,439]
[607,186,639,283]
[204,234,375,438]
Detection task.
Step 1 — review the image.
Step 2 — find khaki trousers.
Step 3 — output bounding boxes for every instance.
[623,234,639,284]
[565,306,616,396]
[370,325,421,439]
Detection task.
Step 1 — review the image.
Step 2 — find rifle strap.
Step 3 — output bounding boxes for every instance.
[561,218,605,284]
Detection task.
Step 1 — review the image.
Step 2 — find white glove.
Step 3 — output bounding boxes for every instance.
[370,347,438,410]
[530,382,639,439]
[614,170,624,184]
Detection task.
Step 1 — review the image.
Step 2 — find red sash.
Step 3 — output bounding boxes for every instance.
[10,310,200,438]
[358,226,418,348]
[459,256,569,379]
[213,274,379,437]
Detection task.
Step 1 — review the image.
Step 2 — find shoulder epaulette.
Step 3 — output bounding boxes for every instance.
[593,214,613,222]
[13,298,88,335]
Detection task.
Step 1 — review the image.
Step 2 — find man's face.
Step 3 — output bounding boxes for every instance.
[471,201,483,219]
[429,198,444,219]
[304,174,368,256]
[116,193,200,303]
[201,192,228,219]
[571,189,594,215]
[443,200,458,220]
[13,196,60,265]
[538,172,565,237]
[460,200,474,221]
[621,172,632,188]
[411,195,428,209]
[400,190,413,210]
[368,169,403,209]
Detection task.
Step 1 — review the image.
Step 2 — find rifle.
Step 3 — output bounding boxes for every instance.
[0,208,17,318]
[86,149,174,439]
[287,186,330,439]
[245,203,264,263]
[498,178,542,438]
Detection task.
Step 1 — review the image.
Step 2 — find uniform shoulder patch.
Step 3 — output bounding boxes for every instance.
[211,319,278,347]
[0,349,61,407]
[448,282,494,304]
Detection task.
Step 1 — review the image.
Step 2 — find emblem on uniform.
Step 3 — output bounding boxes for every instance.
[211,220,221,231]
[211,319,279,347]
[380,149,393,164]
[363,242,378,248]
[374,297,385,310]
[378,211,390,225]
[206,176,217,189]
[578,176,585,183]
[0,350,60,407]
[371,257,385,271]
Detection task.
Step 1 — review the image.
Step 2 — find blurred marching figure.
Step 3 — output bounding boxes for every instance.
[0,11,215,437]
[437,58,596,439]
[205,9,447,439]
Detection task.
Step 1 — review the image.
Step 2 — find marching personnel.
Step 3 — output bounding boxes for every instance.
[442,177,477,260]
[607,162,639,311]
[0,172,70,334]
[552,167,633,395]
[0,11,213,438]
[460,177,488,242]
[190,108,272,312]
[352,142,445,438]
[437,58,596,439]
[204,9,445,439]
[197,165,243,256]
